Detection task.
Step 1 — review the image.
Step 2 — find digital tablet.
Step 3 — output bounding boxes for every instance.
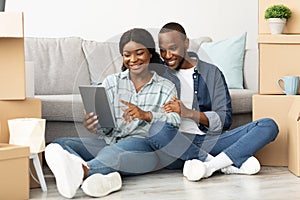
[79,85,116,128]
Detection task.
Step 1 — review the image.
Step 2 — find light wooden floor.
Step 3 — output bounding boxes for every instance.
[30,166,300,200]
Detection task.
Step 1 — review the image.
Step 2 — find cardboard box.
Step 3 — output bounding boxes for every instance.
[25,61,35,98]
[0,143,30,200]
[252,95,300,166]
[0,98,42,143]
[287,101,300,176]
[258,35,300,94]
[0,12,25,100]
[259,0,300,34]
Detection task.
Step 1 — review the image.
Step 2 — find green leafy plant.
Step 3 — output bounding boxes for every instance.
[265,4,292,20]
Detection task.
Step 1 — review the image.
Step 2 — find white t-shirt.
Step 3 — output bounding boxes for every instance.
[176,66,205,135]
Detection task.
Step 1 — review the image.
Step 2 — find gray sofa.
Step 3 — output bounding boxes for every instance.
[24,36,258,144]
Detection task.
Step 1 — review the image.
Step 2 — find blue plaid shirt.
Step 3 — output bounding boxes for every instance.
[100,70,181,144]
[155,52,232,134]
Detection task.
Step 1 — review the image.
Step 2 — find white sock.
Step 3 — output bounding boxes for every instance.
[204,152,233,177]
[221,156,261,175]
[204,154,214,162]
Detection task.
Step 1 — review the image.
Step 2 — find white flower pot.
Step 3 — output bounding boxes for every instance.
[267,18,287,34]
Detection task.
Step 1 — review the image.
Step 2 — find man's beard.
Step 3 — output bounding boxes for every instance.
[175,51,186,71]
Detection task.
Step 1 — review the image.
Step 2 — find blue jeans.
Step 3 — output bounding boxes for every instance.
[52,137,162,176]
[148,118,279,168]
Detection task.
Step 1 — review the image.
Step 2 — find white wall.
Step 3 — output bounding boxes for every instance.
[6,0,258,49]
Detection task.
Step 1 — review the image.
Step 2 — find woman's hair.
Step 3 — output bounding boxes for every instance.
[119,28,162,71]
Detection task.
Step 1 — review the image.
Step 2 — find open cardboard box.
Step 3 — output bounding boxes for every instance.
[0,143,30,200]
[252,95,300,166]
[253,94,300,173]
[288,100,300,176]
[0,12,26,100]
[0,98,42,143]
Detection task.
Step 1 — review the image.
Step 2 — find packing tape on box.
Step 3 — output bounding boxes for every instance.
[8,118,46,153]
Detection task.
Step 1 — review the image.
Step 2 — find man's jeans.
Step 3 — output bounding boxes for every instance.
[53,137,162,176]
[148,118,279,168]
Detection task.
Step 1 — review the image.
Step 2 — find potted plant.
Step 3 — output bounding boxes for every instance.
[264,4,292,34]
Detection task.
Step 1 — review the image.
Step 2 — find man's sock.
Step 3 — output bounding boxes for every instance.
[204,152,233,177]
[183,153,233,181]
[204,154,214,162]
[221,156,261,175]
[183,159,206,181]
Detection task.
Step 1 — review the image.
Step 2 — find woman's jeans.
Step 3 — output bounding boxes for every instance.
[52,137,171,176]
[148,118,279,168]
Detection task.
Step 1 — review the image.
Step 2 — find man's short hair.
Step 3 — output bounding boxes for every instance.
[159,22,187,39]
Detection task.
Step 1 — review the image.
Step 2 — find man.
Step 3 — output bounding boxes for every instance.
[147,22,279,181]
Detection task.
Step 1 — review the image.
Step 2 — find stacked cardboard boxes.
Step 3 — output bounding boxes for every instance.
[254,0,300,176]
[0,12,44,198]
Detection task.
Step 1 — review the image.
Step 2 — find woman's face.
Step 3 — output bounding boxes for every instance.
[122,41,152,74]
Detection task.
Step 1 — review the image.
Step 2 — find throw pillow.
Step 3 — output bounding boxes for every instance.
[82,40,122,84]
[197,32,247,89]
[24,37,91,95]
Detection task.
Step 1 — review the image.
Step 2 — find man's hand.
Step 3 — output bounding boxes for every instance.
[163,96,190,118]
[164,96,208,126]
[120,99,152,123]
[83,111,99,133]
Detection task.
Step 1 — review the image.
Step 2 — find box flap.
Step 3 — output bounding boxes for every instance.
[0,12,23,38]
[288,99,300,121]
[287,98,300,176]
[0,143,29,160]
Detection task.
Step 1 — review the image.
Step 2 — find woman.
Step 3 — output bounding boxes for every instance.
[45,28,181,198]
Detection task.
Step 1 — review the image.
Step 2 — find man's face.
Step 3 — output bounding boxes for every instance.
[158,31,188,70]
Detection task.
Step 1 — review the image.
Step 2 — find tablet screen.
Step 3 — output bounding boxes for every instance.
[79,85,116,128]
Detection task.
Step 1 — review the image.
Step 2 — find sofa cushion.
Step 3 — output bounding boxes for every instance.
[82,40,122,84]
[24,37,91,95]
[36,94,84,122]
[229,89,256,114]
[197,33,247,89]
[37,90,255,122]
